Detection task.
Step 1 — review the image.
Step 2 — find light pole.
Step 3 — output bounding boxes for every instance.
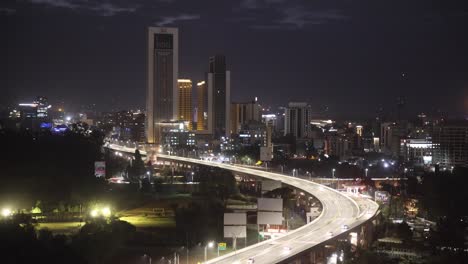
[143,254,152,264]
[332,168,336,189]
[204,241,214,262]
[365,168,369,177]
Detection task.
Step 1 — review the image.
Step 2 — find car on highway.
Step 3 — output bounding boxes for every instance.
[341,224,349,230]
[328,231,333,237]
[247,257,255,263]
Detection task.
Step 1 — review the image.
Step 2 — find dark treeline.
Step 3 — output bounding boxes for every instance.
[0,129,107,211]
[1,214,136,264]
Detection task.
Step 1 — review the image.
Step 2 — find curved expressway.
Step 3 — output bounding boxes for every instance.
[156,154,379,264]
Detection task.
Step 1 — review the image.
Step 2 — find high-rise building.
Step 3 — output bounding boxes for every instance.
[432,120,468,168]
[284,102,312,139]
[146,27,179,144]
[208,55,231,139]
[231,98,261,134]
[177,79,192,129]
[196,81,208,131]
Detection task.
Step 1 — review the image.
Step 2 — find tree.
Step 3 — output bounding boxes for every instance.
[127,149,146,180]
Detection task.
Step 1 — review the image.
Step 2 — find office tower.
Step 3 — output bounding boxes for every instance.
[231,98,262,134]
[146,27,179,144]
[178,79,192,129]
[196,81,208,131]
[208,55,231,139]
[35,96,50,118]
[284,102,312,139]
[432,120,468,168]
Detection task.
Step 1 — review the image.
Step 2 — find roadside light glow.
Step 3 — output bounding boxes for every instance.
[90,209,99,217]
[208,241,214,248]
[383,162,389,168]
[101,207,111,217]
[66,116,72,121]
[1,208,12,217]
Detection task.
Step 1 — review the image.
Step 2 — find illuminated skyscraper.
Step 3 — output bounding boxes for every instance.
[146,27,179,144]
[284,102,312,139]
[208,55,230,139]
[196,81,208,131]
[178,79,192,130]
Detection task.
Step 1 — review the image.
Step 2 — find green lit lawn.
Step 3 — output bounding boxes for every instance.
[119,216,176,228]
[37,222,83,234]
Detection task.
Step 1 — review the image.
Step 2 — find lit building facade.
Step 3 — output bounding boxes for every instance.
[432,121,468,168]
[177,79,192,129]
[208,55,231,139]
[160,122,196,153]
[196,81,208,131]
[231,98,261,134]
[146,27,179,144]
[400,138,432,166]
[284,102,312,139]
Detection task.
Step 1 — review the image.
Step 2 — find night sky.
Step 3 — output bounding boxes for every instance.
[1,0,467,118]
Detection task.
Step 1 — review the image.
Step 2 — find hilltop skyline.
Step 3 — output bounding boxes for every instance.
[2,0,467,118]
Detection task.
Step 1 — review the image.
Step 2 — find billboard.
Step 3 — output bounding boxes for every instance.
[258,212,283,225]
[260,146,273,161]
[224,225,247,238]
[375,191,390,204]
[261,180,282,192]
[94,161,105,178]
[224,213,247,225]
[258,198,283,212]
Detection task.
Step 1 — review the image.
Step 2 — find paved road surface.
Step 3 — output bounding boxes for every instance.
[157,154,379,264]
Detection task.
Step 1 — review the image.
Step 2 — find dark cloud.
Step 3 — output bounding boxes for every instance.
[0,7,16,15]
[156,14,201,26]
[279,7,348,27]
[240,0,258,9]
[30,0,78,9]
[27,0,138,16]
[89,3,137,17]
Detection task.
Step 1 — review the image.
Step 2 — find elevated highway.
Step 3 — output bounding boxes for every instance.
[156,154,379,264]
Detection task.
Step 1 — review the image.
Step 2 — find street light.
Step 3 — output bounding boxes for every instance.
[143,254,152,264]
[90,209,99,218]
[365,168,369,177]
[1,208,12,217]
[101,207,111,217]
[204,241,214,262]
[332,168,336,178]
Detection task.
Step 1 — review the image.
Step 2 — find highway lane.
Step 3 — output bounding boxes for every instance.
[157,154,379,264]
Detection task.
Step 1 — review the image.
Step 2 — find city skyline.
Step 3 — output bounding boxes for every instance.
[2,0,468,118]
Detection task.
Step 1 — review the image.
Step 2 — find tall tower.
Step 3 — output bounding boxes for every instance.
[284,102,312,139]
[208,55,231,139]
[146,27,179,144]
[178,79,192,129]
[196,81,208,131]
